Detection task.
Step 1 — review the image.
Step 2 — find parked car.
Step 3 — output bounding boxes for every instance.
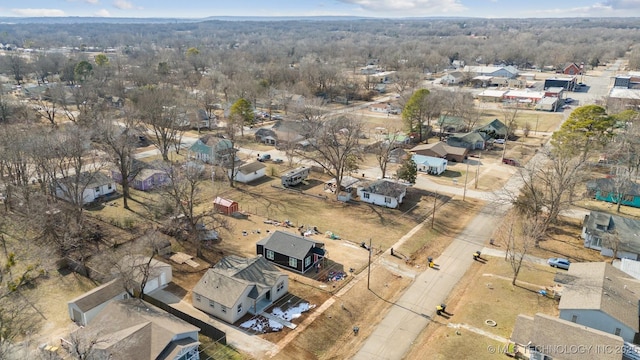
[565,98,574,103]
[493,138,506,144]
[258,154,271,162]
[547,257,570,270]
[273,158,283,164]
[272,115,283,120]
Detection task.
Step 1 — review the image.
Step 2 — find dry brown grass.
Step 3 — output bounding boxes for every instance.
[405,259,560,360]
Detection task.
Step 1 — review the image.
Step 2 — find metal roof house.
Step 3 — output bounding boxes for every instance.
[192,255,288,324]
[412,154,447,175]
[256,230,326,274]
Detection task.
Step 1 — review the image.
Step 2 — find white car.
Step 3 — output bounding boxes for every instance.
[493,138,506,144]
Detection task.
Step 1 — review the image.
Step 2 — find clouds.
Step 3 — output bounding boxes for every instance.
[94,9,111,16]
[113,0,134,10]
[10,8,66,16]
[336,0,467,14]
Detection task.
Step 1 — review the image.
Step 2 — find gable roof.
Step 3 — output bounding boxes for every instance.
[256,230,325,260]
[409,141,468,157]
[511,313,624,360]
[73,299,199,360]
[449,132,486,143]
[437,115,466,126]
[68,278,125,312]
[359,179,408,198]
[586,177,640,197]
[193,255,286,308]
[583,210,640,254]
[412,154,447,167]
[558,262,640,332]
[237,161,266,175]
[476,119,508,136]
[59,171,114,189]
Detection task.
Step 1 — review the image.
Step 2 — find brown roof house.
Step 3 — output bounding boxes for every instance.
[556,262,640,344]
[409,141,468,162]
[66,299,200,360]
[510,313,626,360]
[192,255,288,324]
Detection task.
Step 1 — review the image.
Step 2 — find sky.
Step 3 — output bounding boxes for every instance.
[3,0,640,18]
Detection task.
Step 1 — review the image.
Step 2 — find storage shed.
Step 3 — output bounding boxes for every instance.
[214,196,239,215]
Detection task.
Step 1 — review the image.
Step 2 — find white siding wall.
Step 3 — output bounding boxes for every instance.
[559,309,636,343]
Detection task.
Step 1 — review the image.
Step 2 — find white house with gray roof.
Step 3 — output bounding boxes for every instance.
[231,161,266,184]
[582,211,640,260]
[556,262,640,344]
[357,179,408,209]
[192,255,288,324]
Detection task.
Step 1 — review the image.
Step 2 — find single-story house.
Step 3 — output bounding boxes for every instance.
[440,71,464,85]
[409,142,468,162]
[475,119,508,139]
[187,135,237,165]
[446,132,487,150]
[192,255,289,324]
[256,230,326,274]
[68,278,129,326]
[214,196,239,215]
[555,262,640,344]
[437,115,467,133]
[53,171,117,205]
[232,161,267,184]
[412,154,447,175]
[68,256,172,326]
[369,103,389,113]
[254,128,278,145]
[67,299,201,360]
[357,179,408,209]
[582,211,640,260]
[324,176,361,194]
[511,313,625,360]
[111,160,168,192]
[586,177,640,209]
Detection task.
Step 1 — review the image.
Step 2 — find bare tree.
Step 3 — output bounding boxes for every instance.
[501,214,543,285]
[374,129,403,179]
[298,116,363,200]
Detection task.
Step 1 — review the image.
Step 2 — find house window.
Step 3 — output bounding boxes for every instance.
[266,250,274,260]
[596,224,607,231]
[237,304,242,313]
[615,328,621,336]
[363,193,370,199]
[277,282,284,292]
[107,184,112,190]
[591,237,602,248]
[209,300,215,308]
[289,257,297,268]
[305,256,311,267]
[221,305,227,313]
[571,315,577,323]
[195,294,201,301]
[95,187,100,192]
[385,197,392,204]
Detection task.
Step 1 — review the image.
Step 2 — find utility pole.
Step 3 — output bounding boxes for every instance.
[501,139,507,162]
[535,115,539,135]
[367,238,372,290]
[463,160,470,201]
[432,191,437,229]
[474,151,480,189]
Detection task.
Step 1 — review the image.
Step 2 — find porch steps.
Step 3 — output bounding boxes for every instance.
[261,312,297,329]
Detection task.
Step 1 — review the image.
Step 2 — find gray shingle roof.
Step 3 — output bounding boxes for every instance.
[256,230,325,260]
[193,255,286,308]
[558,262,640,332]
[583,210,640,254]
[237,161,266,175]
[358,179,408,198]
[68,278,124,312]
[511,313,624,360]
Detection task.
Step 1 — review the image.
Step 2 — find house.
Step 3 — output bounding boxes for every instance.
[281,167,310,187]
[412,154,447,175]
[254,128,278,145]
[511,313,626,360]
[370,103,389,113]
[68,256,172,326]
[324,176,360,201]
[111,159,168,192]
[561,62,583,76]
[54,171,117,205]
[232,161,266,184]
[440,71,464,85]
[68,299,200,360]
[462,65,518,79]
[213,196,239,215]
[357,179,408,209]
[409,142,468,162]
[446,132,487,150]
[256,230,326,274]
[582,211,640,260]
[475,119,509,139]
[586,177,640,209]
[68,278,129,326]
[618,258,640,280]
[187,135,237,165]
[437,115,467,133]
[556,262,640,343]
[192,255,289,324]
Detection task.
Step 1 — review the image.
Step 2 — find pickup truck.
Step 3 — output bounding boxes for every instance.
[257,154,271,162]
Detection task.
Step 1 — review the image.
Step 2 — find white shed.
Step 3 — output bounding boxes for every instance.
[232,162,267,184]
[68,278,128,326]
